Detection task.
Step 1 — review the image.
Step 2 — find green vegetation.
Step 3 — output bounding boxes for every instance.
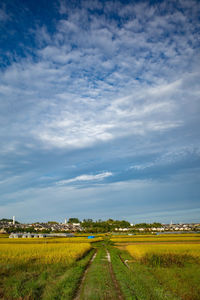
[82,218,130,233]
[0,240,92,299]
[133,222,162,228]
[0,234,200,299]
[78,244,121,300]
[0,218,20,224]
[124,243,200,299]
[47,221,59,224]
[68,218,80,223]
[42,249,95,300]
[4,226,51,234]
[109,246,179,300]
[0,249,94,300]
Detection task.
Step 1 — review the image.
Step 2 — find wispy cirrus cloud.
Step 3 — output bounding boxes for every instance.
[56,172,113,185]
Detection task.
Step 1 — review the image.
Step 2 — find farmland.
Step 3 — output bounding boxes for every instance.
[0,238,94,299]
[114,235,200,300]
[0,236,103,244]
[111,234,200,243]
[0,234,200,299]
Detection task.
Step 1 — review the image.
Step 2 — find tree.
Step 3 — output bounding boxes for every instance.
[48,221,59,224]
[68,218,80,223]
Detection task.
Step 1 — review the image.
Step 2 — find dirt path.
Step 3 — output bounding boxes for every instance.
[74,244,125,300]
[106,249,125,300]
[73,250,97,300]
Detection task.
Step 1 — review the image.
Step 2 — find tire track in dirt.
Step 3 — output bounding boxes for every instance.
[106,249,125,300]
[118,253,139,300]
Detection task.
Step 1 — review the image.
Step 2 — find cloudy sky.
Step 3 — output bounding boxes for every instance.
[0,0,200,223]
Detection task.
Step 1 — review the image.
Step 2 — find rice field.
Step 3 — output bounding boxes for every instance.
[112,235,200,299]
[126,243,200,268]
[0,239,94,299]
[0,236,103,244]
[0,242,91,266]
[1,234,200,299]
[111,234,200,243]
[112,233,200,238]
[126,243,200,260]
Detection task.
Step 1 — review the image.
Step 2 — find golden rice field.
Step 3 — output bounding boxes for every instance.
[126,243,200,260]
[0,236,103,244]
[1,235,200,299]
[112,233,200,238]
[0,238,95,299]
[111,234,200,243]
[0,242,91,266]
[121,242,200,299]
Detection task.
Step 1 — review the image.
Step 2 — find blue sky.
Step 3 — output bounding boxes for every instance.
[0,0,200,223]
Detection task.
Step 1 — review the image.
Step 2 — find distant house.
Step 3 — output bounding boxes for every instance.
[9,232,75,238]
[10,233,21,238]
[39,234,46,238]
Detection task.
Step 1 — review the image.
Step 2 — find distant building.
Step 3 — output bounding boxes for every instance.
[9,232,75,238]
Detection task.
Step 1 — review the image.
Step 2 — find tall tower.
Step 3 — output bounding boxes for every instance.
[65,218,67,224]
[13,216,15,225]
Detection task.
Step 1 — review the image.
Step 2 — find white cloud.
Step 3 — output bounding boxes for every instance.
[1,170,199,222]
[56,171,113,185]
[130,163,154,171]
[130,145,200,171]
[0,0,199,154]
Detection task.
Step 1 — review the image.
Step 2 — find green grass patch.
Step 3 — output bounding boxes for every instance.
[109,246,179,300]
[79,246,119,300]
[42,249,95,300]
